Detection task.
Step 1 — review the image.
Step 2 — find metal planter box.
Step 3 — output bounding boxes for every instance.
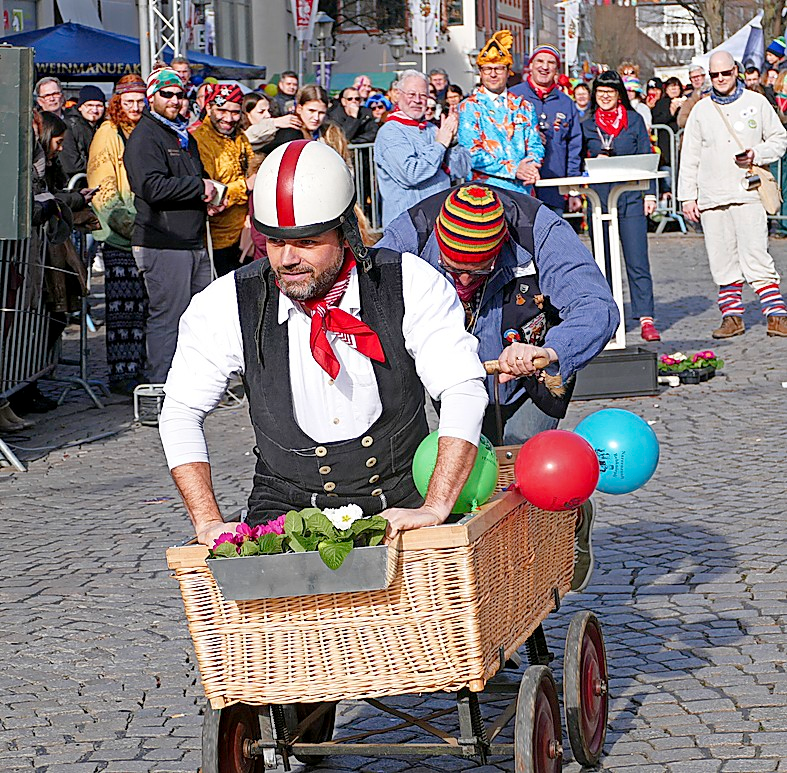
[205,545,396,600]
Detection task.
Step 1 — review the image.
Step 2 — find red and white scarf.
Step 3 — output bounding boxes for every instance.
[297,251,385,379]
[385,110,427,130]
[594,104,628,137]
[527,76,556,101]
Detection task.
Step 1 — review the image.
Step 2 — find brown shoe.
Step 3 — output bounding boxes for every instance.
[712,316,745,339]
[766,315,787,337]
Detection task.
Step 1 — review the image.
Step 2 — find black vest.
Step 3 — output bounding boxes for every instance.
[234,249,428,526]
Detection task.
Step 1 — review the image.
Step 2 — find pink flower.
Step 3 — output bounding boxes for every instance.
[693,349,715,362]
[252,514,287,538]
[214,532,240,550]
[660,355,678,366]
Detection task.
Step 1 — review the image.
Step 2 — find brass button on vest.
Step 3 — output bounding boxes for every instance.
[361,436,374,447]
[323,481,336,492]
[371,488,383,497]
[315,446,327,457]
[319,465,331,475]
[365,457,377,468]
[368,474,380,484]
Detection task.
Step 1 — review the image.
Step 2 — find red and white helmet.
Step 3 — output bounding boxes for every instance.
[253,139,356,239]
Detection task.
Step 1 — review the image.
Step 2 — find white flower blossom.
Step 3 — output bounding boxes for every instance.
[670,352,688,362]
[323,504,364,530]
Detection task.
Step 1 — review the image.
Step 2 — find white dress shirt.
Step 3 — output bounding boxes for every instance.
[160,253,487,469]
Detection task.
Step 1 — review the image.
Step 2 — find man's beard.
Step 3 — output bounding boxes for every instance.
[209,112,238,137]
[274,247,345,301]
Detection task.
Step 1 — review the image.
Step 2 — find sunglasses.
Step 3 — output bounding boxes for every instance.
[344,96,362,102]
[158,89,185,100]
[438,256,497,277]
[709,68,736,79]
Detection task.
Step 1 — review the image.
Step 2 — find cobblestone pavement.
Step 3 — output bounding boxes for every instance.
[2,234,787,773]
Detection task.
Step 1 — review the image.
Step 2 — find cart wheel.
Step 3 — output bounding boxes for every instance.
[563,611,608,766]
[514,665,563,773]
[201,701,267,773]
[281,702,336,765]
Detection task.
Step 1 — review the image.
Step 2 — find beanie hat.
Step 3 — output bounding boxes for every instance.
[146,67,183,101]
[435,185,508,264]
[114,77,146,95]
[77,85,105,107]
[767,37,786,57]
[622,75,643,94]
[477,30,514,69]
[530,44,561,66]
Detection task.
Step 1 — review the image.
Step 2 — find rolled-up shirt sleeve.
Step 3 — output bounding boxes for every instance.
[400,252,487,445]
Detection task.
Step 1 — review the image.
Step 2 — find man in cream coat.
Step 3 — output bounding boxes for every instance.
[679,51,787,339]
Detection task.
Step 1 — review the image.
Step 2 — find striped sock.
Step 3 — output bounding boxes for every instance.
[640,316,654,326]
[718,283,744,317]
[754,283,787,316]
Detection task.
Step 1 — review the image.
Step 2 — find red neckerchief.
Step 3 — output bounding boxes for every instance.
[454,274,487,303]
[527,76,556,101]
[385,110,427,130]
[385,110,450,176]
[594,104,628,137]
[296,251,385,379]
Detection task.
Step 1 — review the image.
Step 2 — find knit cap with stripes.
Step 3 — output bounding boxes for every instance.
[435,185,508,264]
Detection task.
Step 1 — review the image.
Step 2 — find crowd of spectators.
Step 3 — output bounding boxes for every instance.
[7,33,787,431]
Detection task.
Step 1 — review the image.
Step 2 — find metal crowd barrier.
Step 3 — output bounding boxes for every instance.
[0,229,56,470]
[349,143,382,234]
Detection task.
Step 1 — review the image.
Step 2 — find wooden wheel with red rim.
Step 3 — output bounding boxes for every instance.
[514,665,563,773]
[563,611,609,766]
[201,702,267,773]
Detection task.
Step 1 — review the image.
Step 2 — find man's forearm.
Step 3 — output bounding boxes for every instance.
[171,461,224,534]
[425,436,479,519]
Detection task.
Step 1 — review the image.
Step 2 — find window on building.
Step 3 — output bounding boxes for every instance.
[447,0,463,25]
[332,0,405,32]
[681,32,694,47]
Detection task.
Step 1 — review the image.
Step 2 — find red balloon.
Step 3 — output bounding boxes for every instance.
[514,430,600,511]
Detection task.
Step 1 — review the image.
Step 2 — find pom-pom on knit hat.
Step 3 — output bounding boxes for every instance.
[435,185,508,264]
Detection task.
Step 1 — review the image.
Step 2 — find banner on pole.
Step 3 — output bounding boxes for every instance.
[290,0,320,43]
[409,0,439,54]
[561,0,580,65]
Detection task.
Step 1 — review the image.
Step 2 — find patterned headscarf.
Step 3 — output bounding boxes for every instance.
[204,82,244,107]
[146,67,183,101]
[477,30,514,69]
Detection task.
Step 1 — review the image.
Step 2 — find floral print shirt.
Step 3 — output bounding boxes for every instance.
[458,87,545,195]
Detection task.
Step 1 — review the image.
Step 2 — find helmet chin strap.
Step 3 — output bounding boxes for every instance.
[340,208,372,273]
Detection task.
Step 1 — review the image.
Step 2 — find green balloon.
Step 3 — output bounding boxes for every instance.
[412,431,499,514]
[263,83,278,97]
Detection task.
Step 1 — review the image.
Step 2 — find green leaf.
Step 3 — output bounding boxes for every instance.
[318,539,353,570]
[351,515,388,536]
[256,533,285,554]
[368,532,385,547]
[297,507,324,521]
[284,510,305,539]
[239,540,260,557]
[305,512,338,539]
[289,532,310,553]
[212,542,239,559]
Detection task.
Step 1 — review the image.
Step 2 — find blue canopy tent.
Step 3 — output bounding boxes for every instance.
[2,22,266,82]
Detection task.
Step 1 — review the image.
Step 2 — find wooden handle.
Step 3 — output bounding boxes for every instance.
[484,356,550,374]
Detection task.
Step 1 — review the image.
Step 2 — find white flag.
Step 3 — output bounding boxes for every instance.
[409,0,439,54]
[290,0,320,43]
[563,0,580,65]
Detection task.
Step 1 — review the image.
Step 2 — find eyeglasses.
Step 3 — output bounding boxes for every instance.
[120,98,146,108]
[401,91,428,102]
[438,256,497,277]
[158,89,185,100]
[709,68,736,79]
[343,96,362,102]
[371,103,386,109]
[39,92,62,100]
[480,66,508,74]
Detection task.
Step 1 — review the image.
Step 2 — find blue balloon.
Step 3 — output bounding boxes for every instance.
[574,409,659,494]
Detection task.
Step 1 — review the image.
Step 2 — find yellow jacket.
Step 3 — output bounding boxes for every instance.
[192,120,253,250]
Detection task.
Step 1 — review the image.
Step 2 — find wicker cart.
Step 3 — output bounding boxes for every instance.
[166,447,609,772]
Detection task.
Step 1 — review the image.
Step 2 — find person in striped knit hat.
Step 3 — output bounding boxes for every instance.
[379,182,619,590]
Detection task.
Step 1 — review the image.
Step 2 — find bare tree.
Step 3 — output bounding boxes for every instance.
[319,0,406,36]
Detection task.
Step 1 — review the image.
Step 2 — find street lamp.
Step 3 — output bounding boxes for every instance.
[313,11,335,90]
[466,48,480,72]
[388,35,407,63]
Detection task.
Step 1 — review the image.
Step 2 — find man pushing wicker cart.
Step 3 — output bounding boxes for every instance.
[162,140,612,771]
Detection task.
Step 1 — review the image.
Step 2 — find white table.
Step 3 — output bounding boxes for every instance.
[536,170,668,350]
